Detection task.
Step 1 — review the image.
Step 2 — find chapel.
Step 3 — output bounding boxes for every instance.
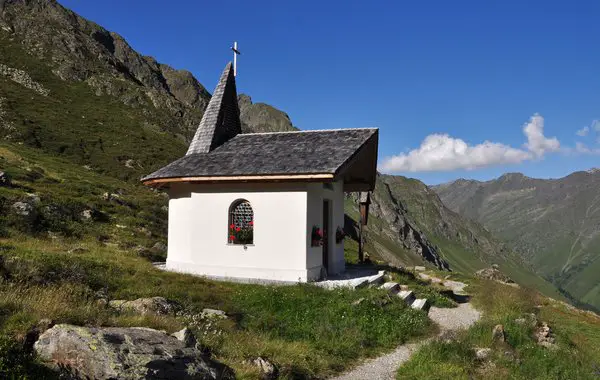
[142,62,378,282]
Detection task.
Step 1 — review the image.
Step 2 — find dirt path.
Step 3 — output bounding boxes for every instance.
[331,281,481,380]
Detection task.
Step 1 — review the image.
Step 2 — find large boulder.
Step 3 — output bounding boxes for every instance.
[475,267,514,283]
[109,296,177,315]
[34,324,232,379]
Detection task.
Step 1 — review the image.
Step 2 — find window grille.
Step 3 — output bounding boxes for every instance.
[228,200,254,244]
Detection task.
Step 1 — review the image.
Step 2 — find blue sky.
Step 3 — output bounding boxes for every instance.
[59,0,600,184]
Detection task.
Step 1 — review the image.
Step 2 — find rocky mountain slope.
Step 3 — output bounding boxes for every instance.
[0,0,293,178]
[434,171,600,311]
[344,175,562,299]
[0,0,561,301]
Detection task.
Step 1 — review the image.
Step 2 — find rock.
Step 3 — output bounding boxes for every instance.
[351,297,365,306]
[81,209,93,220]
[492,324,505,342]
[34,324,231,379]
[0,63,50,96]
[68,246,88,254]
[25,193,40,204]
[102,192,129,206]
[201,308,227,319]
[252,356,278,379]
[475,267,514,284]
[124,159,137,169]
[171,327,197,348]
[475,347,492,360]
[0,171,11,186]
[96,298,108,307]
[138,226,152,237]
[109,297,176,316]
[151,242,168,254]
[414,266,426,272]
[11,201,35,217]
[491,263,499,269]
[535,321,557,349]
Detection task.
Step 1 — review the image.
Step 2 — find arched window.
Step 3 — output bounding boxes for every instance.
[228,199,254,244]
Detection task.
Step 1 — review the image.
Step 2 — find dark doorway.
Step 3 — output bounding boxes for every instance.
[322,200,330,273]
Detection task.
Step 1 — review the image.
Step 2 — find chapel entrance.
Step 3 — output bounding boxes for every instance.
[322,200,330,274]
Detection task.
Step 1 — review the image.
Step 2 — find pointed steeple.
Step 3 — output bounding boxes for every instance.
[186,62,241,155]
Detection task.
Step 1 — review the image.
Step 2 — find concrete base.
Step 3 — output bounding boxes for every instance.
[166,260,320,282]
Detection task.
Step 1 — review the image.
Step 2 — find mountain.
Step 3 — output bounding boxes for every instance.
[238,94,297,133]
[0,0,561,302]
[434,171,600,311]
[344,174,563,299]
[0,0,294,180]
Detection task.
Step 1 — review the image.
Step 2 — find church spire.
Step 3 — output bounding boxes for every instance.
[186,62,241,155]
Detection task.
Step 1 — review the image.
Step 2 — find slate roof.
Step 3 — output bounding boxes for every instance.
[142,62,379,189]
[142,128,378,181]
[186,62,241,154]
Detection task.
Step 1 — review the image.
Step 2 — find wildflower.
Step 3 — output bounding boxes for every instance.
[236,227,241,232]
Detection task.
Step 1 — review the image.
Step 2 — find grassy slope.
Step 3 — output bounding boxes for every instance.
[435,176,600,312]
[397,277,600,379]
[0,32,189,182]
[0,143,446,378]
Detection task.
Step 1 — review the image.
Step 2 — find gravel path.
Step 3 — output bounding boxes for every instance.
[331,280,481,380]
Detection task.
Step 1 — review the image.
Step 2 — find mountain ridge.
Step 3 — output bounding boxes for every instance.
[434,170,600,311]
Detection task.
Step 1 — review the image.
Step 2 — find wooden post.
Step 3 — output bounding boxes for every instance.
[358,192,371,263]
[358,216,364,263]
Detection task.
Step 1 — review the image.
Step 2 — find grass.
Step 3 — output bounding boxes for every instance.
[0,139,438,379]
[0,237,433,379]
[396,279,600,379]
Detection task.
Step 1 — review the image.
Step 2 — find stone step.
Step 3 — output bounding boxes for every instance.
[398,290,416,306]
[367,272,385,287]
[349,278,369,289]
[379,282,400,294]
[411,298,429,312]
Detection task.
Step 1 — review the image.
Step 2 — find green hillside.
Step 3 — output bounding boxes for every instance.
[435,173,600,312]
[348,175,564,301]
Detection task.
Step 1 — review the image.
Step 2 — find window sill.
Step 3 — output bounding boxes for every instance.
[226,243,255,247]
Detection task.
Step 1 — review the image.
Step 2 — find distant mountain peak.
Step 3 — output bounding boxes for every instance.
[587,167,600,174]
[499,172,526,180]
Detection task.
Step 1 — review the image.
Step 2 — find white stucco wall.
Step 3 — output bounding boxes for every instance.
[166,181,345,282]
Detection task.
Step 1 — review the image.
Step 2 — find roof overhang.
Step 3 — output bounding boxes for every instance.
[142,173,335,187]
[335,129,379,192]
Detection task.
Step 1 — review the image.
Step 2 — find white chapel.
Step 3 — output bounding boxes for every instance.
[142,62,378,282]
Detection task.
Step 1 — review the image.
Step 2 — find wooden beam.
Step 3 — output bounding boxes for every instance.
[143,173,335,186]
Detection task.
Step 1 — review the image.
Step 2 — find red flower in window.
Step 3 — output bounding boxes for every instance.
[249,220,254,226]
[235,227,241,232]
[229,235,235,241]
[230,224,235,230]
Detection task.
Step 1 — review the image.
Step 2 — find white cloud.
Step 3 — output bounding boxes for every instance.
[576,126,589,137]
[523,114,560,157]
[575,142,600,155]
[379,134,532,172]
[379,114,560,173]
[593,120,600,132]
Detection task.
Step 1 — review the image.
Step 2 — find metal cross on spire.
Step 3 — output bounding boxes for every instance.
[231,41,241,77]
